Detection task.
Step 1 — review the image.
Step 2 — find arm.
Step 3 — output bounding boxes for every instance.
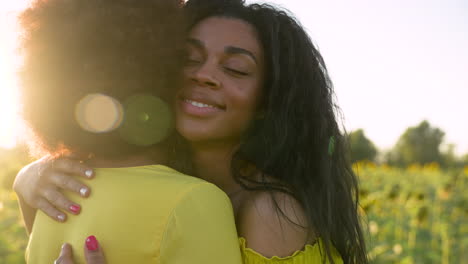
[13,157,94,234]
[14,160,47,234]
[160,183,242,264]
[15,191,37,235]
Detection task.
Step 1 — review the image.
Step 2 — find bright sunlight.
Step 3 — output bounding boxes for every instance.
[0,1,29,149]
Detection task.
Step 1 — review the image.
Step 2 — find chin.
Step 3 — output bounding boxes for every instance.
[175,114,244,146]
[176,119,211,143]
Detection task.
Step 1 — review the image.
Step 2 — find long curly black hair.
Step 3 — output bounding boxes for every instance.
[18,0,184,157]
[184,0,368,263]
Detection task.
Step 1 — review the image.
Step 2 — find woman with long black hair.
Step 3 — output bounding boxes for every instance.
[15,0,367,263]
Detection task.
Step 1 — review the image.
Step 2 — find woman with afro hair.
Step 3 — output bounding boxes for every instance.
[16,0,242,263]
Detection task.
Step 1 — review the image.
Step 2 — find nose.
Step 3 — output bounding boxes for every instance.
[187,62,221,89]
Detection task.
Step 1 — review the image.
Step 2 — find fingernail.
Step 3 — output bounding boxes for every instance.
[85,170,93,178]
[57,214,66,222]
[62,243,69,250]
[80,187,89,197]
[86,235,99,251]
[69,204,81,214]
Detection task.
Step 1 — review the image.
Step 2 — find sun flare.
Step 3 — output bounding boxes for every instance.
[0,58,22,149]
[0,1,30,149]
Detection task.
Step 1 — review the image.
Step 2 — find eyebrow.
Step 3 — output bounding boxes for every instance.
[225,46,258,64]
[187,38,203,49]
[186,38,258,64]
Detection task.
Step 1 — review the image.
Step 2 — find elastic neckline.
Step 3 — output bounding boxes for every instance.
[238,237,321,261]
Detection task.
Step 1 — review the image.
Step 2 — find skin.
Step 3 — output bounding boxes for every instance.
[55,236,106,264]
[177,20,310,256]
[176,17,264,199]
[176,17,264,146]
[15,17,311,259]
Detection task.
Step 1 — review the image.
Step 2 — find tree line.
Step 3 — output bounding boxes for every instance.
[348,120,468,168]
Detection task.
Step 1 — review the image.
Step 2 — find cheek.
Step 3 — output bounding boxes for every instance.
[232,79,262,113]
[226,83,262,128]
[230,97,258,122]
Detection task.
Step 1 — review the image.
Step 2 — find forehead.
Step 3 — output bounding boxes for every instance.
[189,17,262,56]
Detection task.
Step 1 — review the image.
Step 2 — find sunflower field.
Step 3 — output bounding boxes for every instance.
[0,156,467,263]
[358,162,468,264]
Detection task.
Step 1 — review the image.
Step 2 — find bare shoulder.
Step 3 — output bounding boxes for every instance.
[237,190,316,258]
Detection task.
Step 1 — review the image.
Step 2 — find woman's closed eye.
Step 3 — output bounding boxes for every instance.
[184,47,203,66]
[223,57,253,77]
[224,67,249,76]
[185,56,202,65]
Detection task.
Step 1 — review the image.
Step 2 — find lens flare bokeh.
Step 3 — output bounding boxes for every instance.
[118,94,172,146]
[75,94,124,133]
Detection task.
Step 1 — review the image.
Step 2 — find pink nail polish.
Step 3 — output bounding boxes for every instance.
[69,204,81,214]
[86,235,99,251]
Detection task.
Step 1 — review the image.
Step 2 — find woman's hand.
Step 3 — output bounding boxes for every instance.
[13,156,94,227]
[55,236,106,264]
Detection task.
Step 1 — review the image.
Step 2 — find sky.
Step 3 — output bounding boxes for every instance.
[1,0,467,154]
[248,0,468,154]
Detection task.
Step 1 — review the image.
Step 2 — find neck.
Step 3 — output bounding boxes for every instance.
[190,141,242,195]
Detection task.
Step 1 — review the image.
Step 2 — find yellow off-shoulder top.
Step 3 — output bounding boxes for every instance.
[26,164,343,264]
[239,237,343,264]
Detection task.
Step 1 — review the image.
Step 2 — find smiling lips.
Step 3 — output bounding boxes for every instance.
[179,95,225,117]
[184,99,219,109]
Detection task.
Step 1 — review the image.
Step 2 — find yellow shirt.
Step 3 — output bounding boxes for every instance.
[239,237,343,264]
[26,165,242,264]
